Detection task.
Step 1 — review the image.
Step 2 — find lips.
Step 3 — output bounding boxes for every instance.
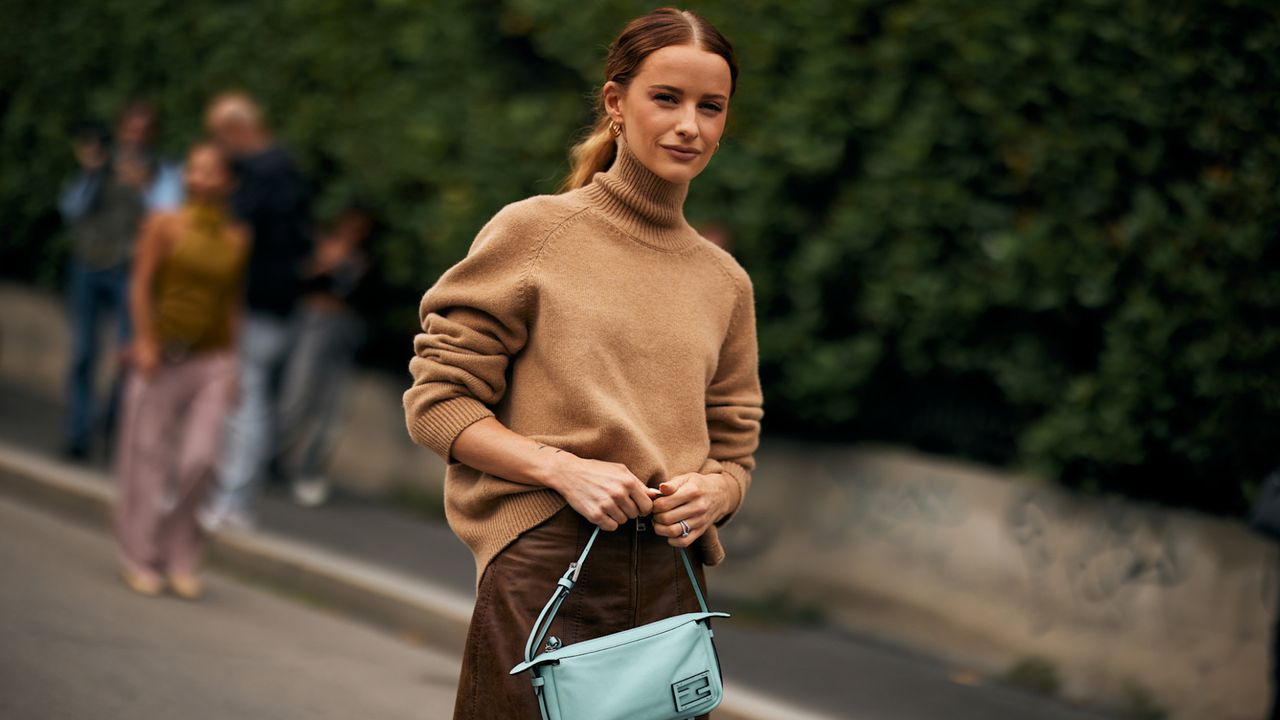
[660,144,702,162]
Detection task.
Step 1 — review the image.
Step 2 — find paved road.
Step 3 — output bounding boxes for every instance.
[0,496,458,720]
[0,378,1116,720]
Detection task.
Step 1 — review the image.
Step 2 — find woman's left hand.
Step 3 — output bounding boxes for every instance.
[651,472,738,548]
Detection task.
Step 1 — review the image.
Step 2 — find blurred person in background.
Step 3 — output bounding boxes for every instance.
[402,9,761,717]
[276,200,378,507]
[201,92,312,531]
[1249,468,1280,719]
[58,101,183,461]
[114,142,248,599]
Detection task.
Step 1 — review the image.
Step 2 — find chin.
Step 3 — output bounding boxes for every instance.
[655,162,704,184]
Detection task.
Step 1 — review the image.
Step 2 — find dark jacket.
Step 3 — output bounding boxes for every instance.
[232,144,312,317]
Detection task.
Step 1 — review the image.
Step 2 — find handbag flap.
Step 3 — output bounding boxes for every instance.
[509,611,729,675]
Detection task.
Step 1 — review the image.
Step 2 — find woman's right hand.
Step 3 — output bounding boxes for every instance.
[543,451,657,531]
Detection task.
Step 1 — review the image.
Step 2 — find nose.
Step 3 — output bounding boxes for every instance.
[674,102,699,141]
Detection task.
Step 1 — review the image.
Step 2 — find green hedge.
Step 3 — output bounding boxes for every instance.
[3,0,1278,513]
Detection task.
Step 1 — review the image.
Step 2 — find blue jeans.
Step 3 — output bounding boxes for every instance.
[209,313,295,518]
[65,262,131,451]
[276,307,363,479]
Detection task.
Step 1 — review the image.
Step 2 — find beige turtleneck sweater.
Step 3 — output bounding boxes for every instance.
[403,140,763,581]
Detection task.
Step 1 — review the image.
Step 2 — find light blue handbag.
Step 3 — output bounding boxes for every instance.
[509,525,729,720]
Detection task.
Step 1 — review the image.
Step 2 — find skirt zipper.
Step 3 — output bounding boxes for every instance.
[632,516,645,626]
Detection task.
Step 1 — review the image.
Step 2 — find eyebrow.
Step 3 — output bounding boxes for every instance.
[649,84,729,102]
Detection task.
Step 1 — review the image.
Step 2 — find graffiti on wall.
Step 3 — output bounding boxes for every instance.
[1007,492,1192,633]
[720,457,971,559]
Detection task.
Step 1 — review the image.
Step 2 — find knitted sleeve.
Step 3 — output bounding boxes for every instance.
[403,204,539,460]
[702,275,764,525]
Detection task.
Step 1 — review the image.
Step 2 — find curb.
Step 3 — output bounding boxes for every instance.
[0,440,841,720]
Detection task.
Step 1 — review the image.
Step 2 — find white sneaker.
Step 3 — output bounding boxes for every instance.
[196,506,221,533]
[291,476,330,508]
[197,505,257,534]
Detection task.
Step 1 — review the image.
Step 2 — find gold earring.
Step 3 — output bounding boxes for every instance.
[715,141,721,152]
[608,120,622,137]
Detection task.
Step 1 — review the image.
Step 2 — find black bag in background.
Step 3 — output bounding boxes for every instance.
[1250,468,1280,541]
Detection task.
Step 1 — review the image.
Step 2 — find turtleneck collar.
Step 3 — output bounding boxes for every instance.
[582,137,697,251]
[186,199,231,236]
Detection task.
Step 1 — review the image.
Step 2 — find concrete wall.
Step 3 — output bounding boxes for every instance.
[0,282,443,495]
[712,442,1273,719]
[0,281,1271,718]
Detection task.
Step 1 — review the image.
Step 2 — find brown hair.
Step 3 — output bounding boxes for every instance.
[560,7,738,191]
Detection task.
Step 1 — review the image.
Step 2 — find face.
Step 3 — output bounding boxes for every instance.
[332,211,373,245]
[183,146,233,201]
[208,117,251,156]
[117,112,155,149]
[604,44,732,184]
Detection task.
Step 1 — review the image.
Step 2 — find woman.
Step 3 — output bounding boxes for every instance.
[115,142,248,600]
[404,8,757,712]
[404,7,762,718]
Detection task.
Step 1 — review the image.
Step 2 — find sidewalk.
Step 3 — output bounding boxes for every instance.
[0,379,1114,720]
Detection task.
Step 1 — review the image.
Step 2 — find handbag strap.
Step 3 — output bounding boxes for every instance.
[523,524,709,665]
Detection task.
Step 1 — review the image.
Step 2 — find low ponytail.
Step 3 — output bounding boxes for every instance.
[561,115,617,192]
[558,8,737,194]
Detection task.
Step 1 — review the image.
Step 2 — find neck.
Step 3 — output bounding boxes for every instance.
[582,138,695,251]
[241,133,273,157]
[186,198,229,230]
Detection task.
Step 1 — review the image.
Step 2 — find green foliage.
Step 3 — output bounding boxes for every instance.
[3,0,1278,512]
[1005,656,1060,697]
[1118,678,1167,720]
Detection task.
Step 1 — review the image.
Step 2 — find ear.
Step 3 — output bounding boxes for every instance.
[602,81,626,126]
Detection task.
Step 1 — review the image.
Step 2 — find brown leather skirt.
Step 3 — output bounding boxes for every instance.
[453,506,712,719]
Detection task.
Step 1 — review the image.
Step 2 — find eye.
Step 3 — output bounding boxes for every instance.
[653,92,679,105]
[698,101,724,114]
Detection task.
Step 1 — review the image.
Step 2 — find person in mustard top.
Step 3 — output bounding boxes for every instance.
[114,142,249,599]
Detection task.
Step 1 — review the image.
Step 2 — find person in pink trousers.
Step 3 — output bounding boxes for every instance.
[114,142,249,599]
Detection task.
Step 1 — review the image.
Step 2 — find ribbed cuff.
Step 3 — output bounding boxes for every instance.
[409,396,495,461]
[715,460,751,527]
[698,458,724,476]
[697,526,727,566]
